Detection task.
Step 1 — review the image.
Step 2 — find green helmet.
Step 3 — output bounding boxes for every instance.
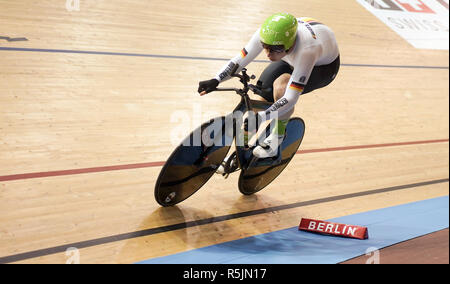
[260,13,298,50]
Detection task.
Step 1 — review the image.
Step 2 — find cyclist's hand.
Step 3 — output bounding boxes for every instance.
[198,79,219,96]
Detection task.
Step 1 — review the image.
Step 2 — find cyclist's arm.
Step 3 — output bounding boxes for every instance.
[214,29,263,82]
[260,48,317,120]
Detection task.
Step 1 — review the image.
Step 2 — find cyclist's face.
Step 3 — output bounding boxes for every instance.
[264,48,286,61]
[261,43,287,61]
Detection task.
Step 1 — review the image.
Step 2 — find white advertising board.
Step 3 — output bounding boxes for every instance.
[357,0,449,50]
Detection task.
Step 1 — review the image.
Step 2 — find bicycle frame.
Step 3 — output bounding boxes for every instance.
[214,68,274,170]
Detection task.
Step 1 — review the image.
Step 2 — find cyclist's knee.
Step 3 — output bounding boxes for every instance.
[273,73,291,101]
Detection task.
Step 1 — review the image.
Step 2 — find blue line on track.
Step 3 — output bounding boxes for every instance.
[1,47,448,69]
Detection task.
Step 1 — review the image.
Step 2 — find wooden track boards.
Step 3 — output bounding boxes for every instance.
[0,0,448,263]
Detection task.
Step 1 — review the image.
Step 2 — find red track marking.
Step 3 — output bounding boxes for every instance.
[0,139,448,182]
[0,161,165,182]
[296,139,449,154]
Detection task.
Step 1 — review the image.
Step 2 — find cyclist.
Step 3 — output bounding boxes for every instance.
[198,13,340,165]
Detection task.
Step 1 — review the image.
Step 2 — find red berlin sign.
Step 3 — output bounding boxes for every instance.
[298,218,369,240]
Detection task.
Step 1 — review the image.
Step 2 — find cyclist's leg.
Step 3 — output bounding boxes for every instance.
[217,62,293,175]
[256,61,293,103]
[273,73,295,118]
[270,73,292,136]
[302,55,340,95]
[272,55,339,135]
[253,72,292,159]
[252,62,293,147]
[242,61,291,147]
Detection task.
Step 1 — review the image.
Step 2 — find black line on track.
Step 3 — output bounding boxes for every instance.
[0,178,448,263]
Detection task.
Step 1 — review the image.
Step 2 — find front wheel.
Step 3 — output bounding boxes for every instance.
[154,116,232,206]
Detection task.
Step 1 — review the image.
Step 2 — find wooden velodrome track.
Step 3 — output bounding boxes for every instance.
[0,0,448,264]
